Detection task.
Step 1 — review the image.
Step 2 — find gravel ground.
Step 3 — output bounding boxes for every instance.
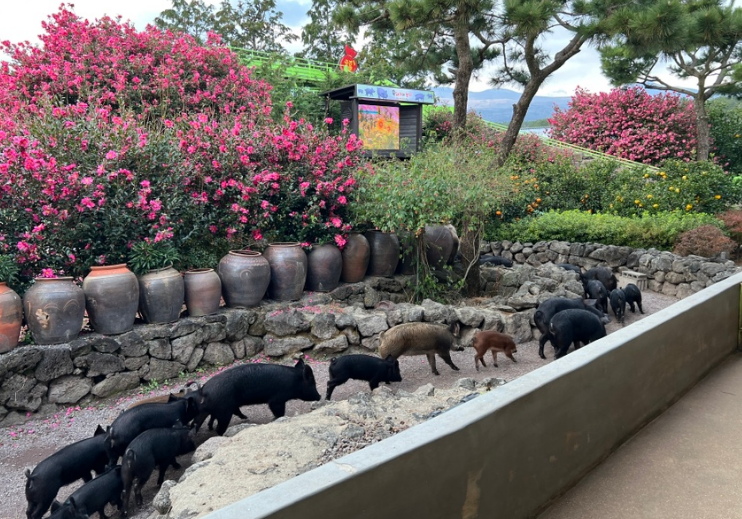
[0,290,679,519]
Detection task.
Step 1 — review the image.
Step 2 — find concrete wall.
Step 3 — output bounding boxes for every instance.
[206,271,742,519]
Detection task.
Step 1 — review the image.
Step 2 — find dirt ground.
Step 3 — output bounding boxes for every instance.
[0,290,679,519]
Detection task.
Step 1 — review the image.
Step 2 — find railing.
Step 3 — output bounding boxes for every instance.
[484,120,660,172]
[230,47,337,84]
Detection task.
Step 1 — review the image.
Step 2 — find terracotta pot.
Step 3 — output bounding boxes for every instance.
[184,268,222,316]
[23,277,85,345]
[364,230,400,277]
[341,233,371,283]
[424,224,456,270]
[263,242,308,301]
[217,250,271,308]
[0,282,23,352]
[306,244,342,292]
[138,265,185,324]
[82,264,139,335]
[395,230,417,275]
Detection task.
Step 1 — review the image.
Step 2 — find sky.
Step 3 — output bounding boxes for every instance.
[0,0,687,98]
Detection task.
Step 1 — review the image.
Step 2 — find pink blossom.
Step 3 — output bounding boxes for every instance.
[105,150,118,160]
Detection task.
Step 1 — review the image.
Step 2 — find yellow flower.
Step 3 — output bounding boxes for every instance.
[634,199,641,204]
[675,188,680,193]
[669,186,674,191]
[686,204,693,211]
[682,175,687,180]
[646,194,653,199]
[644,173,649,178]
[715,194,721,199]
[653,203,659,208]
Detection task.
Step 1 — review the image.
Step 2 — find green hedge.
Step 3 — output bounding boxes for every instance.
[486,210,724,250]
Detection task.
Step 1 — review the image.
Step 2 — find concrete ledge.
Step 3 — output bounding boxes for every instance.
[205,272,742,519]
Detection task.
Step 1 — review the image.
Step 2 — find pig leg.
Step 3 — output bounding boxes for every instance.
[326,375,349,400]
[475,354,485,371]
[505,351,517,363]
[490,350,499,368]
[538,333,552,359]
[157,461,172,486]
[213,410,234,436]
[438,351,460,372]
[426,352,440,375]
[268,400,287,419]
[234,408,247,419]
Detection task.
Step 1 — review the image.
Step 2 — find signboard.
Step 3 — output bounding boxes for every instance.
[355,84,435,104]
[358,104,400,150]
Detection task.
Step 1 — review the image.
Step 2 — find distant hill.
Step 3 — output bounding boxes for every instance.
[432,87,571,125]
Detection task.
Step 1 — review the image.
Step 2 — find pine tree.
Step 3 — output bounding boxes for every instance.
[599,0,742,161]
[154,0,217,44]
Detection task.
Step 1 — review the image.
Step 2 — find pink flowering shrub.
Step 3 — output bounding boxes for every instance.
[548,87,698,165]
[0,6,362,282]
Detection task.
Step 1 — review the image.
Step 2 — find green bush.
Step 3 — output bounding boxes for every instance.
[487,209,723,250]
[708,98,742,175]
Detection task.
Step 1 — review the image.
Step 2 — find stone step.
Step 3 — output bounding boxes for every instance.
[618,270,648,291]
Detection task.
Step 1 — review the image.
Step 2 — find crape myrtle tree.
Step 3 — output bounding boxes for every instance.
[599,0,742,161]
[156,0,298,52]
[334,0,503,133]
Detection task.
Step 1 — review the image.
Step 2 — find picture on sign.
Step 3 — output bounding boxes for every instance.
[358,104,399,150]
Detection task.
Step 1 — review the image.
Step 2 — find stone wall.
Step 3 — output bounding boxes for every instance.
[0,265,585,427]
[484,240,739,298]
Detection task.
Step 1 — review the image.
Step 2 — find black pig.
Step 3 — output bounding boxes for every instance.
[120,426,196,517]
[610,288,627,324]
[581,267,618,293]
[624,283,644,314]
[534,297,608,359]
[326,354,402,400]
[478,255,513,267]
[557,263,582,276]
[105,397,197,466]
[25,425,108,519]
[50,466,123,519]
[586,279,609,314]
[549,309,607,358]
[47,498,89,519]
[193,358,321,435]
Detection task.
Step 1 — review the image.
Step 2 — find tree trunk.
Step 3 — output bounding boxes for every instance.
[459,224,481,297]
[495,77,543,166]
[452,9,474,136]
[693,94,711,161]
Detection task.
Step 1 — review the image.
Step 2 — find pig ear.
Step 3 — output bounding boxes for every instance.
[294,358,305,369]
[94,425,105,436]
[51,500,62,513]
[384,354,394,362]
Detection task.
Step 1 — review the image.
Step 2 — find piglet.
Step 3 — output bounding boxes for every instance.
[105,397,198,466]
[50,466,123,519]
[610,288,627,324]
[472,330,517,371]
[25,425,109,519]
[326,354,402,400]
[624,283,644,314]
[121,426,196,517]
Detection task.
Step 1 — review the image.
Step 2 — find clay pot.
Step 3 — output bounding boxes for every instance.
[23,277,85,345]
[396,230,417,275]
[82,264,139,335]
[138,265,185,324]
[184,268,222,317]
[424,224,456,270]
[341,233,371,283]
[0,282,23,352]
[217,250,271,308]
[306,244,343,292]
[365,230,400,277]
[263,242,308,301]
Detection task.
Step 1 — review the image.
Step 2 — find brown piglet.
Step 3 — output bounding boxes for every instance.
[472,330,517,371]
